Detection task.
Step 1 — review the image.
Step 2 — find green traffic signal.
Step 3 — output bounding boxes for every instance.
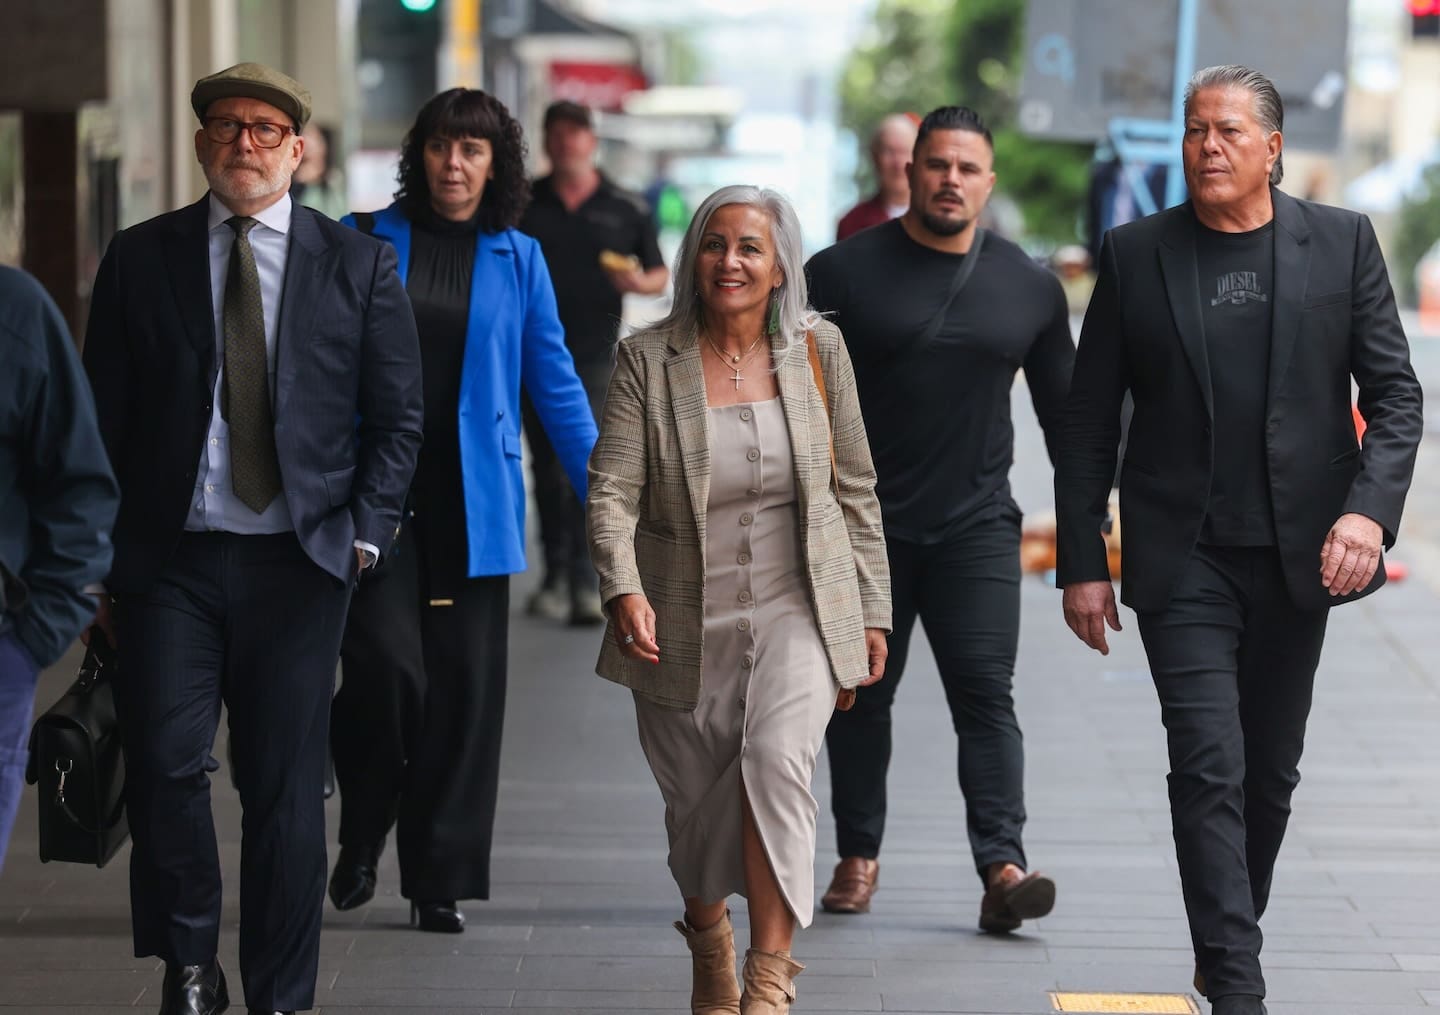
[400,0,436,11]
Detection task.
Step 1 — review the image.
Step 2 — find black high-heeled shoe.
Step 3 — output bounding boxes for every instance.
[410,899,465,933]
[328,840,383,911]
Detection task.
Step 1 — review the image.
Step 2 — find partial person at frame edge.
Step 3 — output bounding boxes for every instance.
[0,266,119,877]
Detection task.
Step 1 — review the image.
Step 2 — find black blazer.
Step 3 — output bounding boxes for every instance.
[83,196,424,594]
[1055,189,1423,613]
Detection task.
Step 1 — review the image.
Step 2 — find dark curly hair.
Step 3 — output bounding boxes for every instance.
[395,88,531,232]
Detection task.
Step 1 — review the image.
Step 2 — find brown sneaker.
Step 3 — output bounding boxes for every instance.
[978,863,1055,933]
[820,857,879,914]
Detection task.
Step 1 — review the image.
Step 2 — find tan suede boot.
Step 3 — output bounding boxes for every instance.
[674,911,741,1014]
[740,948,805,1014]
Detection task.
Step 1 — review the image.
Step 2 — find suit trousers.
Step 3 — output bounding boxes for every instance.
[1136,544,1328,1001]
[825,508,1026,882]
[112,532,350,1012]
[522,361,610,598]
[331,519,510,901]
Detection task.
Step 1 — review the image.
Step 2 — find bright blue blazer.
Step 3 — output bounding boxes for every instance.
[343,204,597,577]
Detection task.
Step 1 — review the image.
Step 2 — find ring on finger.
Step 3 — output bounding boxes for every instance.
[622,634,635,645]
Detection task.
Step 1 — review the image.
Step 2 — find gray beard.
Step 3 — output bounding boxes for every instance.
[921,210,970,237]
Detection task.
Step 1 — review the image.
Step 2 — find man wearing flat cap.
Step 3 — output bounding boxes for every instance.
[83,62,423,1015]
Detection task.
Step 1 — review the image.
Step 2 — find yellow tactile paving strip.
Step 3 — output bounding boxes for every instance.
[1049,992,1201,1013]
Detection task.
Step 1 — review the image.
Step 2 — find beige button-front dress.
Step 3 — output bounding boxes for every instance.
[633,397,837,927]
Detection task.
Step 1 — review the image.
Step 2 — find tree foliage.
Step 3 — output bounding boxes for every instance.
[840,0,1091,245]
[1395,164,1440,307]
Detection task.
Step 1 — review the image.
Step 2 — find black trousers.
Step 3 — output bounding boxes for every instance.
[825,508,1027,882]
[113,532,350,1012]
[521,360,610,597]
[331,520,510,901]
[1136,544,1328,1001]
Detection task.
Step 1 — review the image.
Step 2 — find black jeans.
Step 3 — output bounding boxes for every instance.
[522,360,611,599]
[331,519,511,901]
[113,532,350,1012]
[825,507,1026,882]
[1137,544,1328,1001]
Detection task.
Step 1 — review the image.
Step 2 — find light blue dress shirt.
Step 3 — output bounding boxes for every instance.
[186,193,296,535]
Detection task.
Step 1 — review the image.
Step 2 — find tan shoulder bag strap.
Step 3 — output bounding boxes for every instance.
[805,330,838,488]
[806,329,859,713]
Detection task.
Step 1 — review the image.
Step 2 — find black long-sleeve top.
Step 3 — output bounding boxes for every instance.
[806,220,1075,543]
[405,205,480,596]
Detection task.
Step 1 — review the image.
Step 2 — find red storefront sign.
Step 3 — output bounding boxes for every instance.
[549,61,647,112]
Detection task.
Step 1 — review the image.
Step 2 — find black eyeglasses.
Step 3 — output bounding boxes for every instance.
[202,117,295,149]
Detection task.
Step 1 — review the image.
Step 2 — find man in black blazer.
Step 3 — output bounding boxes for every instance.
[83,64,422,1015]
[1055,66,1422,1015]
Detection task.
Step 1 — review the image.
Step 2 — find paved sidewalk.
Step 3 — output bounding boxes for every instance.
[4,371,1440,1011]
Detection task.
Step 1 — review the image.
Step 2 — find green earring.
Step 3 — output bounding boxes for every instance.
[767,290,781,335]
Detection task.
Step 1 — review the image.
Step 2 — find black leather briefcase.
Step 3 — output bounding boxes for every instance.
[24,635,129,867]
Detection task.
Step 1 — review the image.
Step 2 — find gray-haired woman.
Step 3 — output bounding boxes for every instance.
[587,186,892,1014]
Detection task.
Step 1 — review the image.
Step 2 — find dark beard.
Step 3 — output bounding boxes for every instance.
[920,210,969,237]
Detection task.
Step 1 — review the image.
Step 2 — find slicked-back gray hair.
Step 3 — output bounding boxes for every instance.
[647,185,821,364]
[1183,64,1285,185]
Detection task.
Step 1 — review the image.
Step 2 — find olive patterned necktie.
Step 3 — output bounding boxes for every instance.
[223,216,282,513]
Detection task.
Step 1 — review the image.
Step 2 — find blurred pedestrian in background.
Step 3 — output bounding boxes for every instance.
[84,62,422,1015]
[587,185,890,1014]
[327,87,597,936]
[0,266,117,876]
[807,105,1074,934]
[290,122,348,220]
[1052,244,1096,316]
[520,100,668,626]
[1056,65,1423,1015]
[836,113,918,241]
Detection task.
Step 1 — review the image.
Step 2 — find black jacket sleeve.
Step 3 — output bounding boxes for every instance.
[1342,215,1423,544]
[1054,233,1128,587]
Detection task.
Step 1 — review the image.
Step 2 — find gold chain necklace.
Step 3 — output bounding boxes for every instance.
[703,331,767,390]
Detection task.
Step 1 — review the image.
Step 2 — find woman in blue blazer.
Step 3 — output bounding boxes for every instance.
[328,88,597,932]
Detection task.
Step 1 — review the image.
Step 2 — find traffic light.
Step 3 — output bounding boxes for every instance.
[1411,0,1440,36]
[400,0,437,10]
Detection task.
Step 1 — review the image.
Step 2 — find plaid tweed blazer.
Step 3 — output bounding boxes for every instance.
[587,318,891,711]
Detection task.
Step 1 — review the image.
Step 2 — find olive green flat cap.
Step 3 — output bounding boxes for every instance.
[191,62,311,128]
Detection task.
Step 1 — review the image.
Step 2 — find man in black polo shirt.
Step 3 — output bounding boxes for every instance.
[520,101,667,624]
[806,105,1075,933]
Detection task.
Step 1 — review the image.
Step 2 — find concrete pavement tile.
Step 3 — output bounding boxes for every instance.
[316,987,516,1007]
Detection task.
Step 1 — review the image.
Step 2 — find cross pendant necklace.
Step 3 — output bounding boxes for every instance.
[704,331,766,390]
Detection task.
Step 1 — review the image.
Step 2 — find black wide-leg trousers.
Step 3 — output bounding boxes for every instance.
[113,532,351,1012]
[1136,544,1329,1001]
[825,509,1028,883]
[331,521,510,901]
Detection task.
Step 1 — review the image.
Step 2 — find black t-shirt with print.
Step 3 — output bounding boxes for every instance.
[1197,219,1276,546]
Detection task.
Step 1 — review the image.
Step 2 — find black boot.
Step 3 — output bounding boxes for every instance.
[1211,996,1267,1015]
[409,899,465,933]
[158,959,229,1015]
[328,839,384,911]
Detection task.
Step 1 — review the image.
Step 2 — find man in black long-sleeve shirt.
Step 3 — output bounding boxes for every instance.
[806,106,1074,932]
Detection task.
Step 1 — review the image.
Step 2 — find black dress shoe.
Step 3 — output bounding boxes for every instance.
[158,959,229,1015]
[1211,995,1267,1015]
[328,839,383,911]
[410,899,465,933]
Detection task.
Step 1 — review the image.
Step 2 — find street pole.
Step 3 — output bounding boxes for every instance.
[441,0,483,88]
